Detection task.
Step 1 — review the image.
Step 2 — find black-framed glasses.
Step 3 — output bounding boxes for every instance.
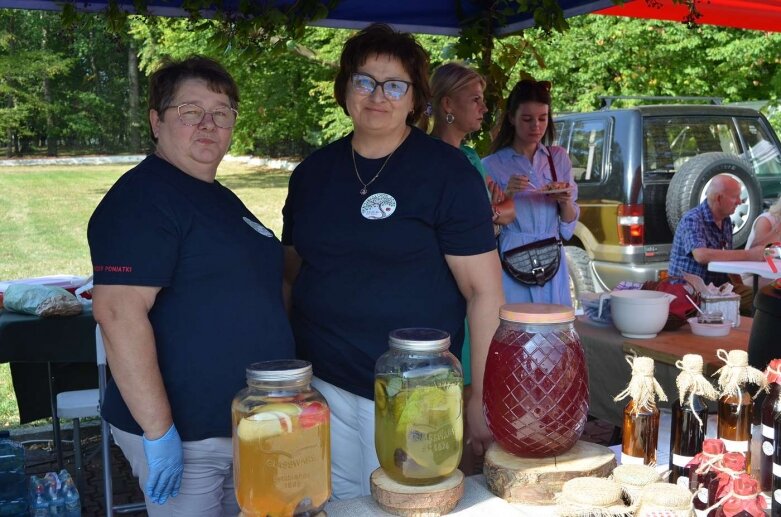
[169,103,238,129]
[351,73,412,101]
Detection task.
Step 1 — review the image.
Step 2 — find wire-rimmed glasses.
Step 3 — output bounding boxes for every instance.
[170,103,238,129]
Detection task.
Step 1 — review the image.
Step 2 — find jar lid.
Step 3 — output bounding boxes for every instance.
[246,359,312,382]
[499,303,575,324]
[388,328,450,352]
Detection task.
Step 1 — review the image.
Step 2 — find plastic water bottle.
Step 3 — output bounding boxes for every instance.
[30,481,49,517]
[46,480,65,515]
[0,430,27,517]
[58,471,81,517]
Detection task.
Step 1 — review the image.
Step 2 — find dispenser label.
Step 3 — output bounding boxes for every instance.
[763,424,775,440]
[676,475,690,489]
[721,438,749,453]
[621,452,645,465]
[764,440,774,456]
[672,453,694,467]
[775,489,781,504]
[774,463,781,477]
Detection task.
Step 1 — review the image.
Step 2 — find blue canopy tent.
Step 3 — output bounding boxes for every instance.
[0,0,616,35]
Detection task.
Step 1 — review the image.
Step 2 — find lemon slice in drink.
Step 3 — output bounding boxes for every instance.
[237,411,293,441]
[261,403,302,418]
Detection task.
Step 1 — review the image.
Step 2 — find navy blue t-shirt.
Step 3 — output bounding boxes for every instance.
[88,155,295,441]
[282,127,495,400]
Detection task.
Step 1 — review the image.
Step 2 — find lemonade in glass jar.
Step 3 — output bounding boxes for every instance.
[232,360,330,516]
[374,328,463,485]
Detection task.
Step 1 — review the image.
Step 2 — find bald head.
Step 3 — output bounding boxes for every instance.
[706,174,742,219]
[706,174,740,201]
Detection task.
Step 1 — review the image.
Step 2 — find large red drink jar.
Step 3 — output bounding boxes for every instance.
[483,303,589,457]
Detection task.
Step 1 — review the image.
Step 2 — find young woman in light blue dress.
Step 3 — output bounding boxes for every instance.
[482,78,579,305]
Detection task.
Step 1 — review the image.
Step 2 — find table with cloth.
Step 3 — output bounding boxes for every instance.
[575,316,752,428]
[0,307,97,423]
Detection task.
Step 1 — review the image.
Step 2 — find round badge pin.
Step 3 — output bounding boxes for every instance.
[360,193,397,220]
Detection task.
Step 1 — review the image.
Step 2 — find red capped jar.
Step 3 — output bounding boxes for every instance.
[483,303,589,457]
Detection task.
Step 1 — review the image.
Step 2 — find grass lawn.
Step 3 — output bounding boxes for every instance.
[0,160,291,427]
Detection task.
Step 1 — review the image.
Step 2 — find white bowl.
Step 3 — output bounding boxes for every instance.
[688,317,732,337]
[610,290,674,339]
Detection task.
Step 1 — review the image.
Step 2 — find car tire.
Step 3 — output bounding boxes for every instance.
[665,152,761,248]
[565,246,595,307]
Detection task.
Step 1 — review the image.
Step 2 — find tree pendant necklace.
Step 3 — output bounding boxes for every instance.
[352,146,396,196]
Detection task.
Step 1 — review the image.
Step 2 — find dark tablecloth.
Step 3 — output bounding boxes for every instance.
[575,317,680,428]
[0,307,97,422]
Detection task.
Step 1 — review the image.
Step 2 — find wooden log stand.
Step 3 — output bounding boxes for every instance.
[483,440,616,505]
[370,468,464,516]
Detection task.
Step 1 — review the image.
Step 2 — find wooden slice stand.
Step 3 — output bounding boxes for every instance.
[370,468,465,516]
[484,440,616,505]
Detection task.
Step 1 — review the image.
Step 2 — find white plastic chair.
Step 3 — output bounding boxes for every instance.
[55,325,145,515]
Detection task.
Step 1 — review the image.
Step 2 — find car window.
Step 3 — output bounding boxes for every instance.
[643,116,738,172]
[560,119,607,183]
[736,118,781,179]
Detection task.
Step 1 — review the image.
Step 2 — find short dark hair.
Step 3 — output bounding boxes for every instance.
[334,24,430,126]
[147,56,239,141]
[490,78,555,154]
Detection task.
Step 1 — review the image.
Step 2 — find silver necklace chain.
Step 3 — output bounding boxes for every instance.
[352,146,396,196]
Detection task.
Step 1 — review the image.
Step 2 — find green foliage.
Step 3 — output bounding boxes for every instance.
[0,11,145,156]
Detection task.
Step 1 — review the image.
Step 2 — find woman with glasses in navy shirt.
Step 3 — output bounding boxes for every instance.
[282,24,504,499]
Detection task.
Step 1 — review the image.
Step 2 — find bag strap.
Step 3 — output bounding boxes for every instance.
[546,147,558,182]
[547,146,561,236]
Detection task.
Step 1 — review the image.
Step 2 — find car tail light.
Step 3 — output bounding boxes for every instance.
[617,204,644,246]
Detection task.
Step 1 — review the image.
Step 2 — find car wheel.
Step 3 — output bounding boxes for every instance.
[565,246,595,308]
[665,152,761,248]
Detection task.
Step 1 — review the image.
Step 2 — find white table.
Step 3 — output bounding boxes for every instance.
[708,260,781,279]
[708,259,781,292]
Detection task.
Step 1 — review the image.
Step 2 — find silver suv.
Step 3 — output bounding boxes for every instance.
[554,99,781,297]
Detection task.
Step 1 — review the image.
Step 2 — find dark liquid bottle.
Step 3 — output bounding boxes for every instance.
[762,362,781,492]
[717,390,753,472]
[669,395,708,486]
[762,382,781,492]
[691,438,726,517]
[622,400,659,465]
[773,410,781,517]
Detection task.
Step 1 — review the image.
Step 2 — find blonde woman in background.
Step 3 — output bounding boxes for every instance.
[744,195,781,289]
[426,61,514,474]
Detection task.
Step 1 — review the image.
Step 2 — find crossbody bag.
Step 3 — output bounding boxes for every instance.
[500,149,563,287]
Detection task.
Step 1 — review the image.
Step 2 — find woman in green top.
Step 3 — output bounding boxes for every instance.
[426,62,514,472]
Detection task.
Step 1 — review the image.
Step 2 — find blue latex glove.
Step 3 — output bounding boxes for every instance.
[142,423,184,505]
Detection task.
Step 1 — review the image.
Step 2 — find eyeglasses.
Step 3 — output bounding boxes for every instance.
[351,73,412,100]
[169,103,238,129]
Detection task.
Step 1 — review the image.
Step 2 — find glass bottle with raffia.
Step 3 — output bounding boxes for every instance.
[714,349,767,473]
[669,354,718,488]
[614,356,667,465]
[760,358,781,492]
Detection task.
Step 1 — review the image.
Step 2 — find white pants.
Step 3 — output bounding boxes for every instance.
[111,426,239,517]
[312,377,378,500]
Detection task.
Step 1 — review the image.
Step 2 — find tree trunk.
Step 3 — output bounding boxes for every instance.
[40,18,57,156]
[43,76,57,156]
[127,38,141,153]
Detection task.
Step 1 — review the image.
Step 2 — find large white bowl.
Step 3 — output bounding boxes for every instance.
[610,290,674,339]
[688,317,732,337]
